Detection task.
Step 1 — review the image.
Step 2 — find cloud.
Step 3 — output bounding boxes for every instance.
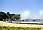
[31,10,43,19]
[40,11,43,15]
[20,10,31,20]
[39,10,43,19]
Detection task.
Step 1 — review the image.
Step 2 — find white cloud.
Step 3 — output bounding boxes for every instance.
[20,10,31,20]
[39,10,43,19]
[40,11,43,15]
[30,10,43,19]
[31,10,43,19]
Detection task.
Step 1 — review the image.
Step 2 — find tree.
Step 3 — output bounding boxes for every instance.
[7,12,10,19]
[7,12,10,15]
[12,15,20,20]
[0,12,6,21]
[33,19,36,22]
[12,14,20,23]
[0,12,9,21]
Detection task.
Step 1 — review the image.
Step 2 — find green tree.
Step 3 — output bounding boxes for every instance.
[12,14,20,23]
[12,15,20,20]
[0,12,9,21]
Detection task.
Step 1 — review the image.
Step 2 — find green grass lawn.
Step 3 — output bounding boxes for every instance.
[0,26,41,30]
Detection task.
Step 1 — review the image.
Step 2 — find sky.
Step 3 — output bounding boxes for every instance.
[0,0,43,19]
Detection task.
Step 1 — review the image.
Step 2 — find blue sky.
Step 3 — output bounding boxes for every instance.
[0,0,43,19]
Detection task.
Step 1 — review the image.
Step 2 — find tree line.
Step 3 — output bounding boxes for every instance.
[0,12,20,21]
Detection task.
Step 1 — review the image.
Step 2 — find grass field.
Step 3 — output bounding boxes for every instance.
[0,21,41,30]
[0,26,41,30]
